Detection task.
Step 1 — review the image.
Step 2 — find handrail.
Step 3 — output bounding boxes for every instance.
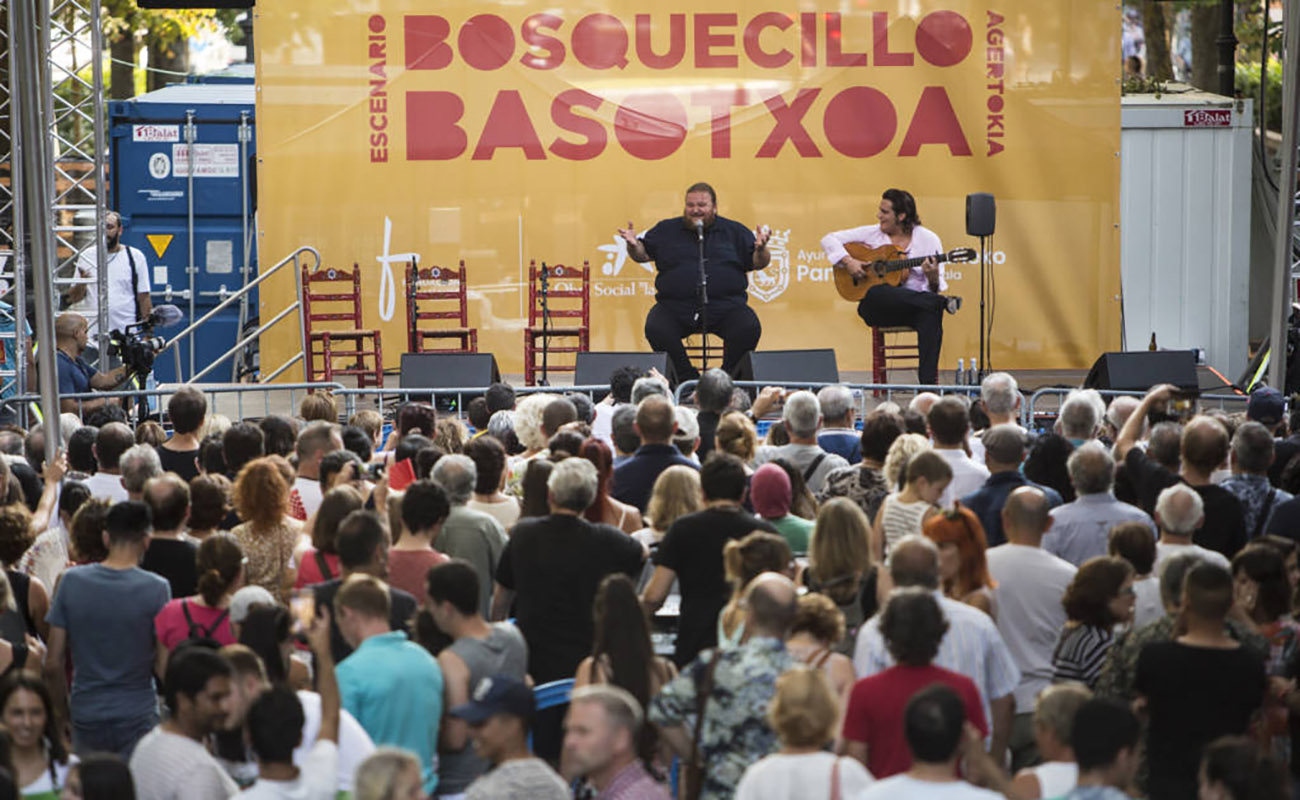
[159,245,320,381]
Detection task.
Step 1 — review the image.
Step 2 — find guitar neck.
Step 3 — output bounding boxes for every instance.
[883,253,948,273]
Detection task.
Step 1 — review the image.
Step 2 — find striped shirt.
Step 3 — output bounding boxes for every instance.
[1051,624,1114,688]
[853,590,1021,729]
[879,495,932,558]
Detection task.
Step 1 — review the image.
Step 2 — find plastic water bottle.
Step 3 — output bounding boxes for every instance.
[956,358,965,385]
[968,357,978,386]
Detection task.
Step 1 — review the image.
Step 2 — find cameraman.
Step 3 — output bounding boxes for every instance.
[55,312,129,416]
[66,210,152,359]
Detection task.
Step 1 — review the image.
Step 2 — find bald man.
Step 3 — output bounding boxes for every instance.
[612,395,697,511]
[986,488,1078,770]
[55,313,128,415]
[648,572,796,799]
[1116,385,1246,558]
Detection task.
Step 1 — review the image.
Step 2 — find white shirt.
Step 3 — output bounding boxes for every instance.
[819,224,949,293]
[985,544,1078,713]
[294,690,375,793]
[934,448,990,507]
[130,727,239,800]
[736,753,874,800]
[1154,540,1230,574]
[73,245,151,336]
[467,497,521,532]
[854,774,1003,800]
[1133,575,1164,628]
[293,477,324,519]
[854,591,1021,730]
[83,471,128,503]
[592,402,615,448]
[238,740,338,800]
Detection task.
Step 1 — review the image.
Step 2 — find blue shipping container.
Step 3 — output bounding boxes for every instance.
[109,81,257,384]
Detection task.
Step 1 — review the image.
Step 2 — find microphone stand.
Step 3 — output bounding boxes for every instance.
[977,233,987,382]
[696,222,708,373]
[538,262,550,386]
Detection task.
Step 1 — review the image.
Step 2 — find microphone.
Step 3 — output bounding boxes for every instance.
[694,218,704,241]
[148,304,184,328]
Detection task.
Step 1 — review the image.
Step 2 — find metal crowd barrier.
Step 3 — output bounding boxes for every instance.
[7,382,345,430]
[334,385,613,418]
[672,379,985,420]
[1025,387,1249,432]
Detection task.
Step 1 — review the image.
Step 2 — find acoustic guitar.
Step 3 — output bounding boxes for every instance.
[832,242,977,302]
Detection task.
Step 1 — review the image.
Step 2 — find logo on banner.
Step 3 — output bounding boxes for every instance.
[148,153,171,180]
[373,217,421,322]
[749,228,791,303]
[597,235,653,277]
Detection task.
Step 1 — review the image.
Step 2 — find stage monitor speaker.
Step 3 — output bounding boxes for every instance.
[736,349,839,385]
[400,353,501,411]
[966,193,996,237]
[574,352,672,395]
[1083,350,1199,392]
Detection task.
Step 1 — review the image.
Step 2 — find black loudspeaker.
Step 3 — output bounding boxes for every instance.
[1083,350,1199,392]
[574,352,672,391]
[399,353,501,411]
[966,192,996,237]
[736,349,839,384]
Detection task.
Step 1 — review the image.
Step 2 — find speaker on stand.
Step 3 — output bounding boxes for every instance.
[965,193,996,381]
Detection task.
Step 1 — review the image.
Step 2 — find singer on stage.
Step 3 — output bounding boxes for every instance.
[821,189,961,386]
[619,182,771,381]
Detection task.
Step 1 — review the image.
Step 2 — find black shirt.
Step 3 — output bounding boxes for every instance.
[696,410,720,461]
[640,215,757,309]
[654,507,779,666]
[1125,449,1246,558]
[495,514,644,683]
[1123,448,1180,516]
[1265,496,1300,541]
[141,537,198,600]
[313,578,417,664]
[611,444,698,512]
[156,445,200,483]
[1135,640,1264,800]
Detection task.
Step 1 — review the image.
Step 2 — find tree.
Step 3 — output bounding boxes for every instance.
[101,0,234,99]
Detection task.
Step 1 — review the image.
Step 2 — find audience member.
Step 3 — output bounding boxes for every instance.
[517,459,554,520]
[768,457,818,520]
[1051,556,1134,688]
[717,532,793,648]
[386,480,449,599]
[462,436,519,531]
[641,454,778,666]
[1220,421,1291,539]
[340,425,373,465]
[62,753,137,800]
[1198,736,1289,800]
[923,504,996,618]
[753,390,849,495]
[818,410,902,521]
[290,423,342,522]
[672,406,701,461]
[232,457,299,604]
[1109,522,1163,627]
[354,749,424,800]
[454,675,569,799]
[815,385,861,464]
[694,368,733,459]
[1117,421,1182,511]
[750,463,814,553]
[1229,544,1297,675]
[853,536,1019,764]
[223,423,266,481]
[1152,484,1230,572]
[1008,684,1091,799]
[119,445,162,503]
[1135,562,1266,799]
[434,417,469,456]
[139,474,197,599]
[425,560,527,796]
[1023,432,1077,504]
[153,532,242,655]
[713,410,759,469]
[872,450,950,562]
[579,438,643,534]
[0,673,73,796]
[1116,386,1247,558]
[961,425,1061,547]
[926,397,989,506]
[1056,698,1141,800]
[259,415,299,461]
[609,404,640,465]
[803,498,880,656]
[46,501,170,758]
[0,503,48,641]
[157,387,205,481]
[784,592,856,716]
[428,458,508,616]
[649,573,798,800]
[1043,442,1154,566]
[237,604,311,690]
[85,423,133,502]
[563,685,671,799]
[612,396,697,512]
[854,684,1003,800]
[734,667,873,800]
[295,486,364,589]
[633,464,702,551]
[129,648,237,799]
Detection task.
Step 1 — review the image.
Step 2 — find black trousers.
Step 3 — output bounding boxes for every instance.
[644,301,761,381]
[858,284,945,385]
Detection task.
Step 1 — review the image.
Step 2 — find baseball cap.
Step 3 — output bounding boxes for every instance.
[229,586,277,624]
[674,406,700,441]
[1247,387,1285,426]
[449,675,534,724]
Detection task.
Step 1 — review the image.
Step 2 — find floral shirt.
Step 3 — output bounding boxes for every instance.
[816,464,890,523]
[648,637,794,800]
[1219,473,1291,538]
[1095,613,1269,701]
[232,519,301,604]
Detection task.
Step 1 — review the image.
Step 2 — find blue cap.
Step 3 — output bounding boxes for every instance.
[1248,387,1286,425]
[448,675,534,724]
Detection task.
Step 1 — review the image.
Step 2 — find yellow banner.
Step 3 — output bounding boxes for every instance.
[255,1,1121,379]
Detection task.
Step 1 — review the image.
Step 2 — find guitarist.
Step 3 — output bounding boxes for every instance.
[820,188,962,386]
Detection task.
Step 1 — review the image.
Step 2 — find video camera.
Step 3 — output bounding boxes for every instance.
[106,304,182,377]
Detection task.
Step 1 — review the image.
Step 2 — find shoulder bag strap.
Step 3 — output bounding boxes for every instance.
[1252,489,1278,541]
[314,550,334,581]
[125,247,142,322]
[686,653,721,800]
[803,453,827,483]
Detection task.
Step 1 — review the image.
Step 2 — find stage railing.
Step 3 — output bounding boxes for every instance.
[334,385,613,418]
[1024,387,1248,431]
[672,380,986,421]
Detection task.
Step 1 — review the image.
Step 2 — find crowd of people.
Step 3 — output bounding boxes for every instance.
[0,366,1294,799]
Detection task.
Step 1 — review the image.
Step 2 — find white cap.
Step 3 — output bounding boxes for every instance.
[229,585,277,624]
[674,406,700,440]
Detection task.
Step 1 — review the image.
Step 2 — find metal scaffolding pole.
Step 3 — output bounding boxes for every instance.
[13,0,65,454]
[1267,0,1300,392]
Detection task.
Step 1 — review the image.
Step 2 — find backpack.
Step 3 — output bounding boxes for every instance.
[178,600,230,650]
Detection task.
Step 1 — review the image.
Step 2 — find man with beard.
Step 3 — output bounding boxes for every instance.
[53,312,131,416]
[618,183,771,381]
[67,210,152,356]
